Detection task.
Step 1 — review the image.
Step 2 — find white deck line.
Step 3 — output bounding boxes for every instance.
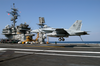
[15,51,100,58]
[0,48,100,54]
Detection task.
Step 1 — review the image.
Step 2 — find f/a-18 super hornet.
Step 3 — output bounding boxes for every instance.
[31,18,89,41]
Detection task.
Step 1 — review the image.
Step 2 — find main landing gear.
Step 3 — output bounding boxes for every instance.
[58,37,65,41]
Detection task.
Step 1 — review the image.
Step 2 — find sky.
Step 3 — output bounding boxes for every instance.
[0,0,100,41]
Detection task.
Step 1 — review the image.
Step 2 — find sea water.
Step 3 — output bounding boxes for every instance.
[50,41,100,44]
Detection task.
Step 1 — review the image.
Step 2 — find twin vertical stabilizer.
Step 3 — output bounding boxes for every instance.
[69,20,82,31]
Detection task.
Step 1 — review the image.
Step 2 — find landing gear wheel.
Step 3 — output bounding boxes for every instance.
[58,38,61,41]
[62,38,65,41]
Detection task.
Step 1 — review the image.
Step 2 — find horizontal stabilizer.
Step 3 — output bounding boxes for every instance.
[75,31,89,35]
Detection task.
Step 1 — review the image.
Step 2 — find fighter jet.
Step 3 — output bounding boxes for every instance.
[31,20,89,41]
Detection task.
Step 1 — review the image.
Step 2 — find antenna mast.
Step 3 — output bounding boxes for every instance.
[7,3,19,27]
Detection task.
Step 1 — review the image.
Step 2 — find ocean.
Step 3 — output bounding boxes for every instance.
[50,41,100,44]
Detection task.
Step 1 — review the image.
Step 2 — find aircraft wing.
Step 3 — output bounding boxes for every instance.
[46,28,69,37]
[55,28,69,35]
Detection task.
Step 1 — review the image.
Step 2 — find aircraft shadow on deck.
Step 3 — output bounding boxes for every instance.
[59,45,91,47]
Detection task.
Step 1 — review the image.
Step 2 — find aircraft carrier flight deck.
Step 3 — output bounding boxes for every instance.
[0,43,100,66]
